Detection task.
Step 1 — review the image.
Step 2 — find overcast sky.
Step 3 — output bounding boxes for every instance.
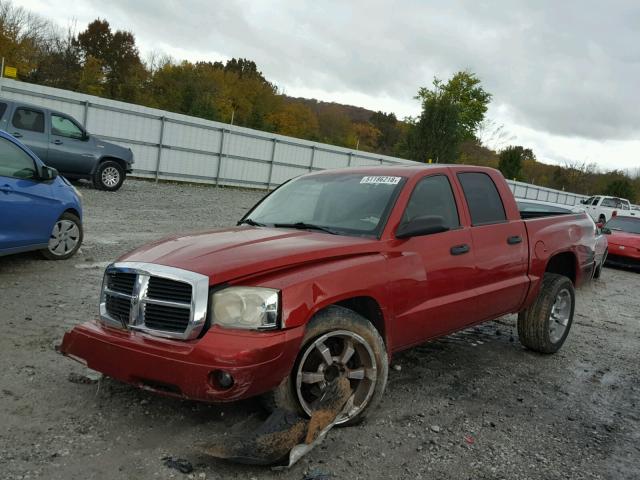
[21,0,640,172]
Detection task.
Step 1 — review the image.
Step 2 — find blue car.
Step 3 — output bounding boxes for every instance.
[0,130,83,260]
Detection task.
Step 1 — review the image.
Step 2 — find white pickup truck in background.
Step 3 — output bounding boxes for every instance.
[581,195,637,223]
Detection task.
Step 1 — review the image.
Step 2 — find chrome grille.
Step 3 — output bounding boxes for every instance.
[147,277,192,303]
[144,303,191,332]
[106,272,136,295]
[100,262,209,340]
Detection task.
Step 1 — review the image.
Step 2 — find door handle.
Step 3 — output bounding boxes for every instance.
[450,244,470,255]
[0,184,13,193]
[507,235,523,245]
[52,139,63,145]
[12,132,22,138]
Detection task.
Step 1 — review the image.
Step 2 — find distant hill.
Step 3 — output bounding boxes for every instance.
[285,96,377,124]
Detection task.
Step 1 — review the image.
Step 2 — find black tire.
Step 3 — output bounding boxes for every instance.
[262,306,388,427]
[517,273,575,354]
[93,160,125,191]
[40,212,83,260]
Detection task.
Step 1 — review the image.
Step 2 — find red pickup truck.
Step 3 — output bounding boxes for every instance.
[61,165,600,425]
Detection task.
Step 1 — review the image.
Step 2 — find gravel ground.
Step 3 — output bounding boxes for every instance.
[1,179,638,480]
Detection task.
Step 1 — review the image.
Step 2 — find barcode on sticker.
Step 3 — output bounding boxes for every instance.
[360,176,401,185]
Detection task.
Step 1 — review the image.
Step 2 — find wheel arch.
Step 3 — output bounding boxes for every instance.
[544,251,577,285]
[309,295,388,349]
[94,156,127,174]
[62,207,82,220]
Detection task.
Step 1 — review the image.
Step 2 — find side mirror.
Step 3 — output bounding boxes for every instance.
[396,215,449,239]
[82,131,90,141]
[40,165,58,181]
[580,199,587,204]
[601,227,611,235]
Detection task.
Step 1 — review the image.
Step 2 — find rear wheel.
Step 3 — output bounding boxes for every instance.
[593,248,607,279]
[517,273,575,353]
[41,212,83,260]
[94,160,125,191]
[263,306,388,426]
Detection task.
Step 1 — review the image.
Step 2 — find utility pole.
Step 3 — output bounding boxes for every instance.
[0,57,4,96]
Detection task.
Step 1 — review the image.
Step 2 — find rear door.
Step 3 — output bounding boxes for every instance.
[390,173,479,347]
[456,172,529,321]
[0,136,59,253]
[8,105,49,161]
[48,113,94,175]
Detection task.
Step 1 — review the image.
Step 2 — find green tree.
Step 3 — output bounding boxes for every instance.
[498,145,528,180]
[605,178,635,202]
[76,19,146,102]
[370,111,402,155]
[418,70,491,140]
[403,91,462,163]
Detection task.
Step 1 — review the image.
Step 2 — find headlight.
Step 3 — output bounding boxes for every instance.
[211,287,279,330]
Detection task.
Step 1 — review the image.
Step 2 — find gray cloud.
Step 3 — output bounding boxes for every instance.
[73,0,640,141]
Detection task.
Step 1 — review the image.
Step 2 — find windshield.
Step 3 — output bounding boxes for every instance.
[605,216,640,234]
[243,173,407,236]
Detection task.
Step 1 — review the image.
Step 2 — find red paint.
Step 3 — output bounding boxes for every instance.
[606,229,640,264]
[60,166,599,403]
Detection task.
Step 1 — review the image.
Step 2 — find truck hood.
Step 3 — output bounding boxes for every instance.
[119,227,382,283]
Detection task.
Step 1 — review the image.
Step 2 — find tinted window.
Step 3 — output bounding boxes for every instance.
[592,197,601,206]
[51,114,84,139]
[458,172,507,225]
[12,108,45,133]
[605,217,640,234]
[402,175,460,229]
[0,137,37,179]
[0,102,7,118]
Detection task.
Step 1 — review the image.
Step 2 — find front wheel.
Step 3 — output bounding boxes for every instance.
[94,160,125,191]
[517,273,575,353]
[40,212,83,260]
[263,306,388,426]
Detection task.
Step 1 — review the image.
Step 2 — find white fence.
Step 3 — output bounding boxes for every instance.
[0,78,587,206]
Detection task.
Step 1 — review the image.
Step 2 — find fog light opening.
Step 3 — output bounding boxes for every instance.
[211,370,234,390]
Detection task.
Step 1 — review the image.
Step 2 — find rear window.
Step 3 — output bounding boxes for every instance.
[457,172,507,225]
[12,107,45,133]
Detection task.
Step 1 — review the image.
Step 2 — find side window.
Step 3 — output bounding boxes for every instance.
[0,137,38,179]
[51,114,84,139]
[592,197,600,206]
[12,108,45,133]
[402,175,460,229]
[0,102,7,118]
[601,198,617,208]
[457,172,507,225]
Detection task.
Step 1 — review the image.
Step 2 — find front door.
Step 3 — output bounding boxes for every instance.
[48,113,95,175]
[389,173,479,349]
[0,136,58,253]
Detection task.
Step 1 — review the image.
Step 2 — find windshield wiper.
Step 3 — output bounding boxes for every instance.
[237,218,266,227]
[273,222,339,235]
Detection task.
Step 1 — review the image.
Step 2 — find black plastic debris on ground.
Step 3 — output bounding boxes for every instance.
[162,456,193,474]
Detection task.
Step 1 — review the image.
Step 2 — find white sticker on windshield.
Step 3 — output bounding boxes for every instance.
[360,176,401,185]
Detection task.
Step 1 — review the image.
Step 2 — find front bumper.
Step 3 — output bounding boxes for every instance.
[605,253,640,270]
[60,320,305,402]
